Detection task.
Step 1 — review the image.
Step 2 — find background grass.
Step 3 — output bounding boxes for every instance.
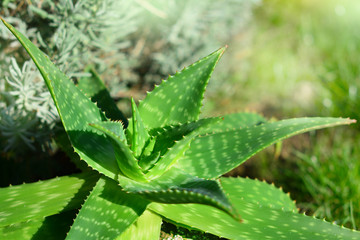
[204,0,360,231]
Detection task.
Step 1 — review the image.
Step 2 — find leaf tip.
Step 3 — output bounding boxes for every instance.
[349,118,357,124]
[1,17,10,29]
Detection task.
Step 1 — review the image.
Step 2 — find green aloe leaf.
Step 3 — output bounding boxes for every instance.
[150,177,360,240]
[1,19,120,179]
[117,210,162,240]
[0,172,98,227]
[149,118,221,155]
[67,177,149,240]
[77,67,127,124]
[221,177,297,212]
[144,113,263,170]
[126,98,151,158]
[54,127,89,171]
[176,117,355,178]
[89,122,147,182]
[143,112,264,172]
[1,211,77,240]
[198,112,266,135]
[117,167,239,220]
[89,121,126,141]
[138,136,158,171]
[138,47,226,129]
[145,118,220,179]
[139,114,256,173]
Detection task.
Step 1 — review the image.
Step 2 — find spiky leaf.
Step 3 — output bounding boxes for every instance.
[145,118,220,179]
[150,177,360,240]
[139,136,159,171]
[77,67,127,124]
[198,112,266,135]
[221,177,296,212]
[1,211,76,240]
[89,122,147,182]
[54,127,89,171]
[176,117,355,178]
[1,19,120,179]
[117,210,162,240]
[67,177,149,240]
[149,117,221,154]
[126,98,151,158]
[117,167,239,220]
[89,121,126,141]
[0,172,98,227]
[138,47,226,129]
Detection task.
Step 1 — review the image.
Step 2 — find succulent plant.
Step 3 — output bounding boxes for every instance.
[0,19,358,239]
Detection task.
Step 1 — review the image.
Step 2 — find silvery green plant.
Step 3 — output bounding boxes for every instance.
[0,0,258,154]
[0,19,359,240]
[0,58,58,151]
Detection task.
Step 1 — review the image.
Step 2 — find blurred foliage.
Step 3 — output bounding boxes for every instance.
[0,0,258,154]
[294,132,360,230]
[204,0,360,120]
[202,0,324,116]
[309,1,360,126]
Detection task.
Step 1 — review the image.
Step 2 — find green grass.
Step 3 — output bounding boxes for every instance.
[203,0,360,231]
[294,132,360,229]
[204,0,360,118]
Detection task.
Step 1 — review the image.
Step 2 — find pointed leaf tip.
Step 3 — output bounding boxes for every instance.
[177,117,355,178]
[127,97,150,158]
[349,118,357,123]
[2,20,126,180]
[138,47,226,129]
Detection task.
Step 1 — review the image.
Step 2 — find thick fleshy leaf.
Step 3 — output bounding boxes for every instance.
[138,47,226,129]
[1,19,120,179]
[150,177,360,240]
[0,172,99,227]
[89,121,126,141]
[142,113,263,172]
[89,122,147,182]
[1,211,76,240]
[149,117,221,154]
[198,112,266,135]
[139,136,159,171]
[54,127,89,171]
[67,177,149,240]
[77,67,127,125]
[221,177,297,212]
[144,118,220,179]
[176,117,356,178]
[126,98,151,158]
[117,210,162,240]
[117,167,239,220]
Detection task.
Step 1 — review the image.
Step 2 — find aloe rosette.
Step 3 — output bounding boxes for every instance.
[0,18,359,240]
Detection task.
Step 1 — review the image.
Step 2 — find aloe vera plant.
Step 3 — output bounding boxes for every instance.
[1,18,359,239]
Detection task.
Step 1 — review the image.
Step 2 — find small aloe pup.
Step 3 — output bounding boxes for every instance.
[0,18,359,240]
